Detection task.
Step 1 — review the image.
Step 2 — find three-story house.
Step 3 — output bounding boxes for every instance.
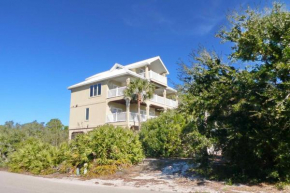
[68,56,178,139]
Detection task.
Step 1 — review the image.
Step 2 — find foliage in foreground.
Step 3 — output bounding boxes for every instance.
[60,125,144,176]
[0,119,68,167]
[179,2,290,182]
[140,110,211,158]
[6,124,144,176]
[8,138,59,174]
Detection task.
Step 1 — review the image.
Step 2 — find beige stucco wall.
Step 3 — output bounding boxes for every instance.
[69,81,108,130]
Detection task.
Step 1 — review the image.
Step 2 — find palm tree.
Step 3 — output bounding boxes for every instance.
[124,78,154,130]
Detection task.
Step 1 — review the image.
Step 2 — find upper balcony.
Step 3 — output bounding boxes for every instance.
[138,70,167,85]
[107,86,126,98]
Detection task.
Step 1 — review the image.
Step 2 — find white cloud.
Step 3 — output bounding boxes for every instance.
[121,2,224,36]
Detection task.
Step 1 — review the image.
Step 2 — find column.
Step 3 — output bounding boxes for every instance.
[126,98,130,128]
[69,130,72,140]
[126,77,130,86]
[145,65,149,79]
[146,103,150,120]
[163,89,167,105]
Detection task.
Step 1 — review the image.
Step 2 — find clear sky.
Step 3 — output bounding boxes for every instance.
[0,0,287,126]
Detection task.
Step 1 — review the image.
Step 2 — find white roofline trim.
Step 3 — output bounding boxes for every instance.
[68,70,145,90]
[68,56,171,90]
[156,56,169,75]
[166,86,177,92]
[125,56,169,75]
[110,63,125,71]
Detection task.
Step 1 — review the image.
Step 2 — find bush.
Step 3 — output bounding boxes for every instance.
[89,125,144,164]
[140,110,211,159]
[8,138,59,174]
[140,110,186,158]
[59,125,144,176]
[6,125,144,176]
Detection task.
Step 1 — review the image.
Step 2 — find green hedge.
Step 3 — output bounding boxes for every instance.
[7,125,144,176]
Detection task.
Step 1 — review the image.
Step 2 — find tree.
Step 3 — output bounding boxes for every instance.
[124,78,154,130]
[178,2,290,182]
[46,119,67,146]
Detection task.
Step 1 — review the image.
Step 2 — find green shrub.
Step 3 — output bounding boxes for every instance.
[88,125,144,164]
[6,124,144,176]
[140,110,186,158]
[8,138,59,174]
[57,125,144,176]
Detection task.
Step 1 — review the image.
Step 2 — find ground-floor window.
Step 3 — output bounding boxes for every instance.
[71,131,84,140]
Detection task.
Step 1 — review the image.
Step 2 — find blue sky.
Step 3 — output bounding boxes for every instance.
[0,0,287,126]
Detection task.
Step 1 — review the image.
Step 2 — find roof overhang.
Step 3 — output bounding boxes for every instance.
[125,56,169,75]
[68,70,144,90]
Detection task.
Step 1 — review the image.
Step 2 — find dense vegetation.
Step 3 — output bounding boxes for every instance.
[140,2,290,183]
[0,119,68,167]
[140,110,210,158]
[58,125,144,176]
[1,123,143,176]
[8,138,60,174]
[177,3,290,182]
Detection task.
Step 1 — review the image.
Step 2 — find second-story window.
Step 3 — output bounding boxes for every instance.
[90,83,101,97]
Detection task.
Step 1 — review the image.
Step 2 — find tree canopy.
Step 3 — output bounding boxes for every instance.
[124,78,154,129]
[178,2,290,182]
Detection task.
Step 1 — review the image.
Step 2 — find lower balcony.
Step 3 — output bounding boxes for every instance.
[106,112,157,123]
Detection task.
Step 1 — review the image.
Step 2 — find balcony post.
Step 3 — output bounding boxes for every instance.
[146,102,150,120]
[126,77,130,86]
[145,66,149,79]
[163,89,166,104]
[126,98,130,128]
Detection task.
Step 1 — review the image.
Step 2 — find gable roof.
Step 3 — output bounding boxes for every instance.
[125,56,169,75]
[68,56,170,90]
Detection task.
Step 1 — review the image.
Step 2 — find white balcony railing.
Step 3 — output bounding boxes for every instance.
[107,112,127,122]
[150,94,164,104]
[107,86,126,98]
[107,88,178,108]
[107,112,154,123]
[138,72,145,78]
[130,113,147,122]
[149,94,178,108]
[149,71,167,85]
[165,98,178,107]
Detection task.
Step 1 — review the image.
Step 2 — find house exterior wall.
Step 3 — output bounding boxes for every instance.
[69,81,108,130]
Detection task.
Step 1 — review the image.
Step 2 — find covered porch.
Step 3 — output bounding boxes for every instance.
[106,100,164,127]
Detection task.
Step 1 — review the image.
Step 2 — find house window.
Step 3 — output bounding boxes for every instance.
[85,108,89,120]
[90,83,102,97]
[71,132,84,140]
